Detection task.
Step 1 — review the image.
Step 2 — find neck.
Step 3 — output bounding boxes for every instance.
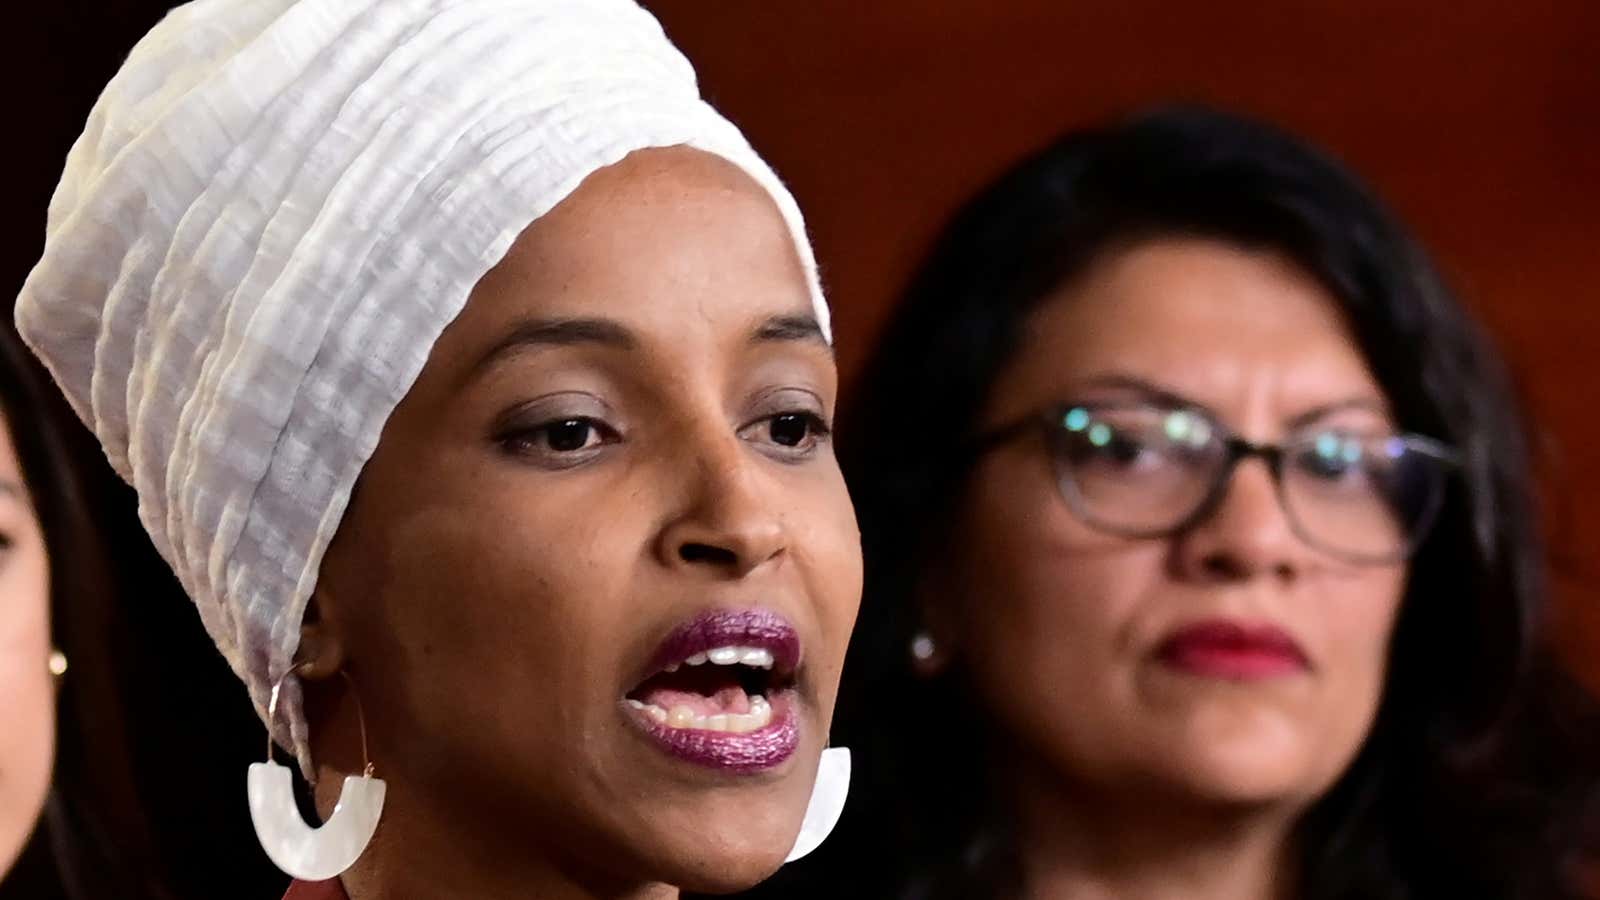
[314,768,678,900]
[1007,756,1300,900]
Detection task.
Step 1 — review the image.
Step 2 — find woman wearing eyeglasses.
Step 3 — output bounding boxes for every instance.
[787,107,1600,899]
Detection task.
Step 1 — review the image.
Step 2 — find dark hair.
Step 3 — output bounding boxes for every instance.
[770,107,1600,899]
[0,323,126,897]
[0,323,285,900]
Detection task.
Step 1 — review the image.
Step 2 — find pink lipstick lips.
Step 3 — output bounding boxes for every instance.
[624,608,802,773]
[1156,619,1310,680]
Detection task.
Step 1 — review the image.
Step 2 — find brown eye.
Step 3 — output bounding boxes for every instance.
[740,409,831,460]
[544,419,599,452]
[769,413,819,448]
[499,416,618,467]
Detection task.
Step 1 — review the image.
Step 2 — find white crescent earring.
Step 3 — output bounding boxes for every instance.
[785,745,851,863]
[248,667,387,881]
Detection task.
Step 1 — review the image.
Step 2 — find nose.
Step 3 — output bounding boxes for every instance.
[1170,455,1301,583]
[656,430,787,578]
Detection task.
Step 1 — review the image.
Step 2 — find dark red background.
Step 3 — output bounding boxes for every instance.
[3,5,1596,899]
[646,0,1600,683]
[12,5,1597,673]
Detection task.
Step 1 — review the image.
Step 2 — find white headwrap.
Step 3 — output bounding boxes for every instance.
[17,0,828,772]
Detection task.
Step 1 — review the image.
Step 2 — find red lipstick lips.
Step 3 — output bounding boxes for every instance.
[1156,619,1309,680]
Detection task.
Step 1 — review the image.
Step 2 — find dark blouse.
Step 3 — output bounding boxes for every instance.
[282,880,347,900]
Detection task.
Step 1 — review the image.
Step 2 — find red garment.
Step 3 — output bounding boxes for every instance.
[282,879,349,900]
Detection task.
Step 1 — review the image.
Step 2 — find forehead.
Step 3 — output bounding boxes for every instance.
[453,145,811,344]
[1007,238,1381,406]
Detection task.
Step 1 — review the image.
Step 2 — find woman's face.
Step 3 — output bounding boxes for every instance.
[944,238,1405,816]
[314,146,861,892]
[0,414,52,877]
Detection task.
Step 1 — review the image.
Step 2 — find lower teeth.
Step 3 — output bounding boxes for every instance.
[628,695,772,733]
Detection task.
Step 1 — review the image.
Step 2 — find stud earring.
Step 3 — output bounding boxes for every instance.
[785,744,850,863]
[247,666,386,881]
[909,629,950,678]
[48,648,68,680]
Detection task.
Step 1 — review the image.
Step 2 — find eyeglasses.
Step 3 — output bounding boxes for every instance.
[970,402,1460,565]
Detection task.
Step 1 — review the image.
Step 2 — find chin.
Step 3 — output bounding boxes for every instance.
[671,862,785,895]
[644,825,793,894]
[1170,748,1338,810]
[609,785,803,894]
[1155,711,1343,794]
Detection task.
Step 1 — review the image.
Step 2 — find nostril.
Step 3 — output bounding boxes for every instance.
[1196,549,1295,583]
[679,542,738,567]
[1200,551,1248,580]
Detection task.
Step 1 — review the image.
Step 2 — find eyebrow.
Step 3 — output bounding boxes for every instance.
[476,312,829,374]
[1286,397,1391,430]
[1071,373,1388,427]
[472,317,638,377]
[1072,374,1206,413]
[752,313,830,353]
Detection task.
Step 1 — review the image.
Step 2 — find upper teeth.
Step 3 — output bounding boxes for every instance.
[664,646,774,673]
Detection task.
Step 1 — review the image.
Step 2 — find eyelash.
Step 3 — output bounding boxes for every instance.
[495,407,833,468]
[741,409,833,461]
[497,416,620,467]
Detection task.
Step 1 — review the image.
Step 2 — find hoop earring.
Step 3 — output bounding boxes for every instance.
[247,666,387,881]
[784,744,850,863]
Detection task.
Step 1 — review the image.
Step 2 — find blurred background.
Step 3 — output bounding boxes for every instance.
[643,0,1600,687]
[5,2,1597,897]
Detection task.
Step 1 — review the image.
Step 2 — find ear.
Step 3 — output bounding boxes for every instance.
[293,589,347,682]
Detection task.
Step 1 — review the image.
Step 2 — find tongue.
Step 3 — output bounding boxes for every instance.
[637,683,753,717]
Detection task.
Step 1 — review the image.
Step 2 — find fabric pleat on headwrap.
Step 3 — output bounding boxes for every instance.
[16,0,828,774]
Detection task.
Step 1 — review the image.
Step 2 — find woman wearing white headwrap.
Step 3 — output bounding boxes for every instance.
[16,1,861,898]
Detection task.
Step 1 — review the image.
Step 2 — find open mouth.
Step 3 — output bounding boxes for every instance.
[623,609,802,772]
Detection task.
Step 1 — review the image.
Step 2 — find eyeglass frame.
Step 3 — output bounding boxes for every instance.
[965,401,1462,565]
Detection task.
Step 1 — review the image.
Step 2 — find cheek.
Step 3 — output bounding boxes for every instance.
[0,547,54,869]
[341,468,647,770]
[0,668,53,866]
[1317,568,1406,728]
[950,466,1151,742]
